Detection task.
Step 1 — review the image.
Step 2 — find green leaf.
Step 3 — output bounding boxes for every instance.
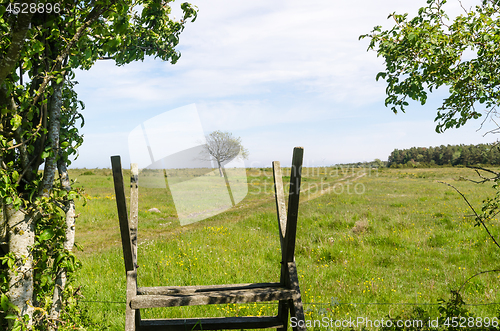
[56,252,65,264]
[1,294,9,311]
[40,274,49,287]
[84,48,92,61]
[51,28,60,39]
[39,229,54,242]
[11,171,19,184]
[376,72,387,81]
[32,40,44,53]
[10,114,22,131]
[21,57,32,70]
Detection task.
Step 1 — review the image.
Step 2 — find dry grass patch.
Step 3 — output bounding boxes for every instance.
[352,219,369,234]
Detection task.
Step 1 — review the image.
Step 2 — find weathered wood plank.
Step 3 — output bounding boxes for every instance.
[111,156,135,273]
[272,161,287,247]
[284,147,303,264]
[131,287,294,309]
[276,300,289,331]
[273,160,290,330]
[140,316,284,330]
[288,261,306,331]
[130,163,139,267]
[125,270,138,331]
[138,282,282,295]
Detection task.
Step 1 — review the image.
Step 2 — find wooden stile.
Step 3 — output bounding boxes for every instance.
[111,147,306,330]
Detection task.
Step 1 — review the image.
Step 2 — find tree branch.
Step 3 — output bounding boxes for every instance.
[438,181,500,251]
[459,269,500,293]
[32,3,114,105]
[465,165,500,183]
[0,0,37,86]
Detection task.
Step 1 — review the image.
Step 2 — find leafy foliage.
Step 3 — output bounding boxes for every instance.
[360,0,500,133]
[380,291,500,331]
[0,0,197,328]
[362,2,500,330]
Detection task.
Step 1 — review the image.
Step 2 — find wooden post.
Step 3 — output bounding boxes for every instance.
[111,156,135,273]
[130,163,139,266]
[273,161,289,330]
[112,156,139,331]
[125,270,138,331]
[284,147,303,264]
[285,147,305,331]
[274,147,305,331]
[273,161,287,247]
[287,262,306,330]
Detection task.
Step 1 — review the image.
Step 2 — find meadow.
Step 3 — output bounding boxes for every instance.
[69,165,500,330]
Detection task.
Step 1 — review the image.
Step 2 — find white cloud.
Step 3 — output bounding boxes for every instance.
[71,0,488,168]
[77,0,483,105]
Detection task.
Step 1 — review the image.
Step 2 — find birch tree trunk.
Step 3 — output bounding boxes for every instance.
[5,205,35,329]
[49,157,76,327]
[39,82,63,198]
[37,81,63,328]
[3,81,62,329]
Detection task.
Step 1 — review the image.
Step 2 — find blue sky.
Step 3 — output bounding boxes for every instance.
[70,0,494,169]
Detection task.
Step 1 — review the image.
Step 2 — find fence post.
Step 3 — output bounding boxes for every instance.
[130,163,139,266]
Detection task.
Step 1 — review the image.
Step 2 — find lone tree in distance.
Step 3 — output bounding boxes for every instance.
[201,130,249,177]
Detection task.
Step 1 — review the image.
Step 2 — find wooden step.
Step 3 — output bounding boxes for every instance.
[137,282,283,295]
[140,316,284,330]
[132,283,294,308]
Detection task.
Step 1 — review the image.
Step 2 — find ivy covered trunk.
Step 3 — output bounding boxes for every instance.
[0,1,197,329]
[5,206,35,328]
[49,158,77,327]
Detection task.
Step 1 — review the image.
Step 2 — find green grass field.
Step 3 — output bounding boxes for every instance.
[69,166,500,330]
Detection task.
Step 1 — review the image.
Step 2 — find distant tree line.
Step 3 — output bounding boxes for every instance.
[387,143,500,168]
[334,159,387,168]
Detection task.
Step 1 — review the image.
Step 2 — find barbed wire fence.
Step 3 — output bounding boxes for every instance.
[78,299,500,306]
